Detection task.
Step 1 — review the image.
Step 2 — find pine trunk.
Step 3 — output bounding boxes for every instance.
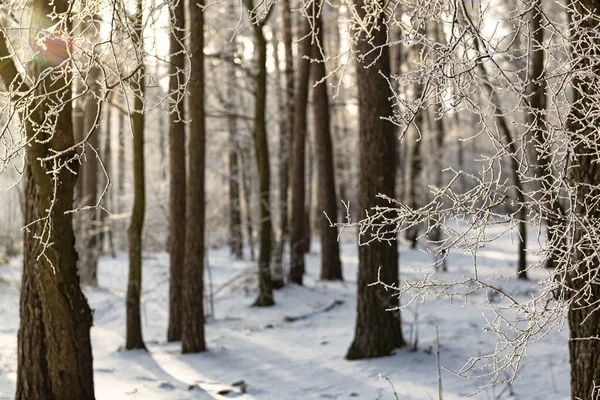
[182,0,207,352]
[272,0,294,288]
[167,0,187,343]
[567,1,600,397]
[312,17,342,281]
[228,17,243,261]
[346,2,406,359]
[16,167,50,400]
[289,16,311,285]
[251,20,275,306]
[126,0,146,350]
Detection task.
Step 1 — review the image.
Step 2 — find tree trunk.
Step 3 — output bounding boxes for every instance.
[167,0,186,343]
[228,12,243,261]
[289,15,311,285]
[99,101,116,258]
[241,146,256,261]
[182,0,207,353]
[471,32,528,279]
[126,0,146,350]
[346,1,406,360]
[79,63,102,286]
[404,26,425,249]
[6,1,96,395]
[526,0,563,270]
[16,167,50,400]
[312,17,342,281]
[273,0,294,288]
[249,15,275,307]
[567,1,600,397]
[271,25,285,289]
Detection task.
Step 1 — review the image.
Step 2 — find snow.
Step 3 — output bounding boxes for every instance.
[0,227,570,399]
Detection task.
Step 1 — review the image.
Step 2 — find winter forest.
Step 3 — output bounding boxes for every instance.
[1,0,600,398]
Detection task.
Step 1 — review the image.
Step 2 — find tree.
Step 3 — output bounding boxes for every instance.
[126,0,147,350]
[345,0,406,359]
[79,49,103,286]
[182,0,207,352]
[1,1,96,396]
[289,14,311,285]
[228,6,244,261]
[167,0,187,343]
[526,0,563,271]
[566,0,600,396]
[272,0,295,288]
[311,13,342,281]
[244,0,275,306]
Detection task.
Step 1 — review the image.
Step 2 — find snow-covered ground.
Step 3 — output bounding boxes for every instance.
[0,227,570,399]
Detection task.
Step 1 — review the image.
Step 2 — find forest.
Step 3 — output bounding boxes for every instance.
[0,0,599,398]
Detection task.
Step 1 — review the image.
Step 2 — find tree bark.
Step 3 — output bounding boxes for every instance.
[228,9,243,261]
[526,0,563,270]
[567,1,600,397]
[16,167,50,400]
[272,0,294,288]
[311,17,342,281]
[271,25,285,289]
[289,15,311,285]
[5,1,96,395]
[346,3,406,360]
[182,0,207,352]
[79,62,102,286]
[247,8,275,306]
[167,0,187,343]
[126,0,146,350]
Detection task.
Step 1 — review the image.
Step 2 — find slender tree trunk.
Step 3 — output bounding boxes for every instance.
[248,14,275,306]
[80,62,102,286]
[471,32,527,279]
[526,0,562,270]
[567,1,600,397]
[273,0,294,288]
[312,17,342,281]
[404,27,425,249]
[182,0,207,352]
[126,0,146,350]
[241,146,256,261]
[167,0,186,343]
[271,26,285,288]
[289,15,311,285]
[346,1,406,359]
[228,12,243,261]
[100,101,116,258]
[5,2,97,395]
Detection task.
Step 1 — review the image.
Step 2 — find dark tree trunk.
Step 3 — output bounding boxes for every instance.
[228,15,243,261]
[167,0,186,343]
[289,15,311,285]
[311,17,342,281]
[16,167,50,400]
[182,0,207,353]
[526,0,563,270]
[126,0,146,350]
[80,63,102,286]
[241,146,256,261]
[346,2,406,360]
[247,11,275,307]
[6,1,96,395]
[404,26,425,249]
[567,1,600,398]
[273,0,294,288]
